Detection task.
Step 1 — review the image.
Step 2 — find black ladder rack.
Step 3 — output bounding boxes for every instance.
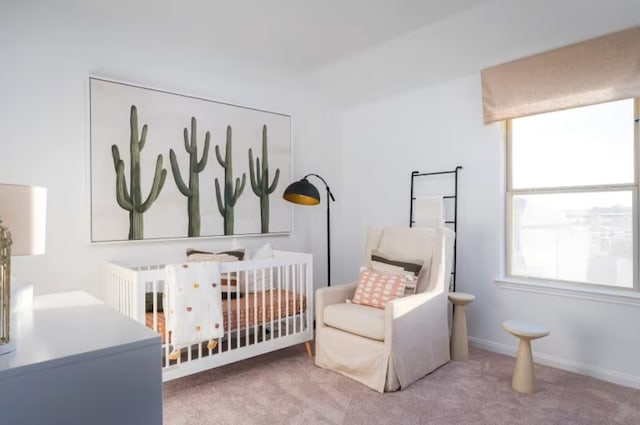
[409,166,462,291]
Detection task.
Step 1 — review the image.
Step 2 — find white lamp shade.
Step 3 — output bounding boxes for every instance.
[0,184,47,256]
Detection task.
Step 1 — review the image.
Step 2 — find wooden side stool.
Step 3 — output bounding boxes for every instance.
[448,292,475,361]
[502,320,550,394]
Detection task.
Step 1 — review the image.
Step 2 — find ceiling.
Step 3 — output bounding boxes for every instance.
[69,0,491,73]
[212,0,492,72]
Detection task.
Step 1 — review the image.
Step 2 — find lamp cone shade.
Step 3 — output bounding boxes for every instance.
[283,178,320,205]
[0,184,47,256]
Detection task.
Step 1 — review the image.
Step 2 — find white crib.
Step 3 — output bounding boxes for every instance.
[105,250,313,381]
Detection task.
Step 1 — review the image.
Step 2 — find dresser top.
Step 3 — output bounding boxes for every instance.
[0,291,160,380]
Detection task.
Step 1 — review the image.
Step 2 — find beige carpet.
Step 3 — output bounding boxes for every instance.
[163,344,640,425]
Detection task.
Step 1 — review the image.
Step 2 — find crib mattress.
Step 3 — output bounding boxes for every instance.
[146,289,306,343]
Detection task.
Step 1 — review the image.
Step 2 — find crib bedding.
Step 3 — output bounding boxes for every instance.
[146,289,306,344]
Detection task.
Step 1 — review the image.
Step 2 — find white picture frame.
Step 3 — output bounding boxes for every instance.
[89,77,292,242]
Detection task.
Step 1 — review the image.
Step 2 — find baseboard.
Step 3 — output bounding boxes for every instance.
[469,336,640,390]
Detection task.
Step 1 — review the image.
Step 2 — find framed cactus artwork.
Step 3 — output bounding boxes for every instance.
[89,77,292,242]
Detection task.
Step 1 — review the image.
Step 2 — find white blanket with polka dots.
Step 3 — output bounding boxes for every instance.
[165,261,224,350]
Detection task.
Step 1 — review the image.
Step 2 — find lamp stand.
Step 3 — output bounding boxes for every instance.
[325,185,331,286]
[307,174,335,287]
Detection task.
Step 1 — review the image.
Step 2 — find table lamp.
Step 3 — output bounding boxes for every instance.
[0,184,47,355]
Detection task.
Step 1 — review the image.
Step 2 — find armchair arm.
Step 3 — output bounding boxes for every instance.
[315,282,358,326]
[385,290,441,320]
[384,290,450,388]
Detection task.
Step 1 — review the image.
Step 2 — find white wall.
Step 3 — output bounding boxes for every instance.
[327,0,640,388]
[0,0,341,297]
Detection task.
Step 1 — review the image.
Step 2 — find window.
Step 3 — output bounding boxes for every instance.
[506,98,639,290]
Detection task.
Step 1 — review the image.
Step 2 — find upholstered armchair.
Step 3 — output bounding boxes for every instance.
[315,226,455,392]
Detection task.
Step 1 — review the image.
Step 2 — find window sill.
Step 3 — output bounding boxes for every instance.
[494,277,640,307]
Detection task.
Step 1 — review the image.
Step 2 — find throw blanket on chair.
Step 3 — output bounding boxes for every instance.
[165,261,224,359]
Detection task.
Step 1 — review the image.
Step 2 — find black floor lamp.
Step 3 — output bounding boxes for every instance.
[283,174,335,286]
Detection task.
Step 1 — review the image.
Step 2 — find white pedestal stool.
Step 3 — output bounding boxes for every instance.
[502,320,550,394]
[448,292,475,361]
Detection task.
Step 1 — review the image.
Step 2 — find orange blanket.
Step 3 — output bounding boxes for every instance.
[146,290,306,344]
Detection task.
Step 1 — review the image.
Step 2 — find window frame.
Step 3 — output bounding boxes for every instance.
[505,98,640,292]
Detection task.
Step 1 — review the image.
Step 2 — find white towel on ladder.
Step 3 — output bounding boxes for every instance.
[165,261,224,354]
[414,196,444,227]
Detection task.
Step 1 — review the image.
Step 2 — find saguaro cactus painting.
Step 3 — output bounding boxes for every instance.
[215,126,246,235]
[111,105,167,240]
[90,77,291,242]
[249,125,280,233]
[169,117,210,237]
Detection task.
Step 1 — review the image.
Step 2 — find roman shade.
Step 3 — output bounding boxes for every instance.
[481,26,640,124]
